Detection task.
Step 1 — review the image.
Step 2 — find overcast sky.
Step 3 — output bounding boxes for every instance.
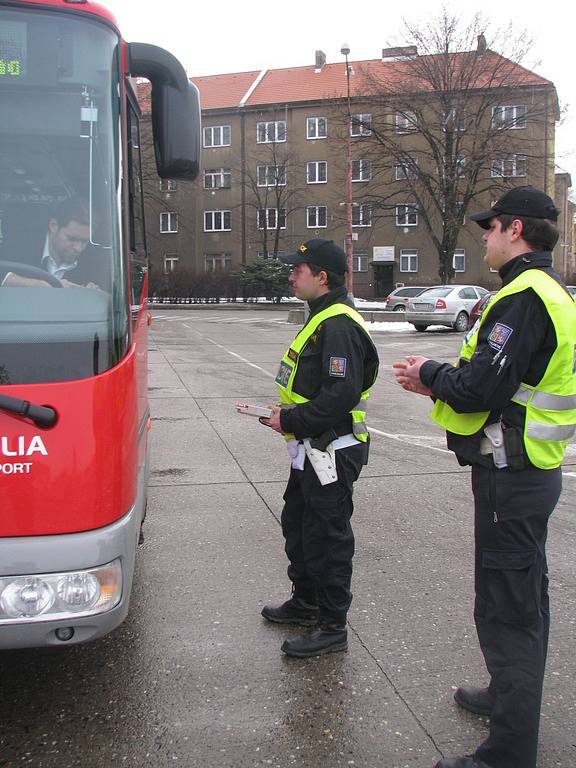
[110,0,574,186]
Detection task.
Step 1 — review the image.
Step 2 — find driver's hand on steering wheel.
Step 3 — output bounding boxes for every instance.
[2,273,52,288]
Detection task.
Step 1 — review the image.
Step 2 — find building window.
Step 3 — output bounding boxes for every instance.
[443,108,466,132]
[491,154,527,177]
[455,154,466,178]
[395,158,418,180]
[351,113,371,137]
[205,253,232,272]
[257,208,287,230]
[307,161,327,184]
[353,250,369,272]
[257,121,286,143]
[159,179,177,192]
[257,251,291,260]
[396,204,418,226]
[257,165,286,187]
[352,204,371,227]
[160,212,178,233]
[307,117,327,139]
[163,254,178,273]
[492,105,527,130]
[204,168,231,189]
[453,249,466,273]
[400,249,418,272]
[203,125,231,148]
[352,159,371,182]
[307,205,327,228]
[204,210,232,232]
[395,111,417,133]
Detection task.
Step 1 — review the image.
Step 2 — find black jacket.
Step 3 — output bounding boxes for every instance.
[420,252,569,467]
[279,286,379,442]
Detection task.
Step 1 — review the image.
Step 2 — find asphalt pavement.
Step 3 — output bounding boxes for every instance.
[0,309,574,768]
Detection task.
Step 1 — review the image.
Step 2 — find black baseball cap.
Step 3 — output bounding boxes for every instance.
[470,186,559,230]
[279,239,348,275]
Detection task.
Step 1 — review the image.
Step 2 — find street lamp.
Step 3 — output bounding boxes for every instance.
[341,42,354,298]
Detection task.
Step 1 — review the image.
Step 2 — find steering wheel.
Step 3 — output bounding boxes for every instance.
[0,260,63,287]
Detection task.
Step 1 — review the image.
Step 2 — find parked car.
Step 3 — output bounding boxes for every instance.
[567,285,576,299]
[385,286,430,311]
[469,290,497,327]
[406,285,489,332]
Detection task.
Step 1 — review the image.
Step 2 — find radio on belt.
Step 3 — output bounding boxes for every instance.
[235,403,274,418]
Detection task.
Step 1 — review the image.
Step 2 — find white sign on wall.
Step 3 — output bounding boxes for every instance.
[373,246,395,263]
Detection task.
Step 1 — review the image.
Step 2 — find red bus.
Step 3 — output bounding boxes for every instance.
[0,0,200,648]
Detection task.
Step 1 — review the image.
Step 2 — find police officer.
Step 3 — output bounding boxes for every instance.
[394,186,576,768]
[261,239,379,658]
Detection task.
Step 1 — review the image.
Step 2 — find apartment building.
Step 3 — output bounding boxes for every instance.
[138,42,565,298]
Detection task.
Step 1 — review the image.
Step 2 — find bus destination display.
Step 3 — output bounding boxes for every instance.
[0,21,26,78]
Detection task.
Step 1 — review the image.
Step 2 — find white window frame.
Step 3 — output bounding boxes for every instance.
[159,179,177,192]
[256,165,286,187]
[443,108,466,132]
[160,211,178,233]
[396,204,418,227]
[307,205,327,229]
[257,208,287,230]
[352,159,371,182]
[395,158,418,180]
[307,161,327,184]
[353,250,369,273]
[256,121,286,144]
[307,117,327,139]
[400,249,418,273]
[204,168,231,190]
[351,113,372,137]
[492,105,527,130]
[204,210,232,232]
[491,154,527,178]
[163,254,179,273]
[203,125,231,148]
[453,249,466,273]
[395,111,417,133]
[352,204,371,227]
[204,253,232,273]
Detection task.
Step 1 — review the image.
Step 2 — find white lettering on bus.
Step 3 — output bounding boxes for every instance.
[0,435,48,457]
[0,463,33,474]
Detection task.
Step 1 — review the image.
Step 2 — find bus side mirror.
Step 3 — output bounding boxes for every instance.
[127,42,201,181]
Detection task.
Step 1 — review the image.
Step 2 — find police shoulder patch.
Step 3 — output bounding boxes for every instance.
[487,322,513,351]
[329,356,347,377]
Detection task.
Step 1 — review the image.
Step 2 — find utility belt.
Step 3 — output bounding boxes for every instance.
[287,432,360,485]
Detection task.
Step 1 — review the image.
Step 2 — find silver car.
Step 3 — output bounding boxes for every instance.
[406,285,489,332]
[385,286,430,311]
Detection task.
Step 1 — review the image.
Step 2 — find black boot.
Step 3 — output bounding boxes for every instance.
[261,596,318,626]
[281,623,348,658]
[454,685,494,716]
[434,757,493,768]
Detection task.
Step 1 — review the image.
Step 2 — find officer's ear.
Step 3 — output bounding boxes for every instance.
[317,269,329,287]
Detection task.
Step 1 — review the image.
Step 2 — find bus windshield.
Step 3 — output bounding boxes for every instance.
[0,7,128,385]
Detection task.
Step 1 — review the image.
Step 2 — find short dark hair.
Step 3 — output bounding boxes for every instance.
[51,198,90,229]
[497,213,559,251]
[308,262,347,290]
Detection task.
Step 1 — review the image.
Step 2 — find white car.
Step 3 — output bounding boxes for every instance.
[406,285,489,332]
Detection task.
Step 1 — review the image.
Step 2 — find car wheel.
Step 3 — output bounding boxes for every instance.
[453,311,469,332]
[413,324,428,332]
[393,305,405,311]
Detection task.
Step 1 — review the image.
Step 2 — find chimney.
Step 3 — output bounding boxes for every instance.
[477,34,487,54]
[315,50,326,73]
[381,45,418,62]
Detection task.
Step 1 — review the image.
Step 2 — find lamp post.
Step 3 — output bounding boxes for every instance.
[341,43,354,298]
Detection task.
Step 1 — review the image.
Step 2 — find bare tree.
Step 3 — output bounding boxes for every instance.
[346,13,556,282]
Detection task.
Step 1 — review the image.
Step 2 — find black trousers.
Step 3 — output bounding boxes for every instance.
[280,442,366,625]
[471,464,562,768]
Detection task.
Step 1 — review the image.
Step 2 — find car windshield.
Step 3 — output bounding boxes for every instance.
[0,7,128,385]
[418,287,452,298]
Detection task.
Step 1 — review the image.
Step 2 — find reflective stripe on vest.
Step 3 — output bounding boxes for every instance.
[431,271,576,469]
[275,303,377,442]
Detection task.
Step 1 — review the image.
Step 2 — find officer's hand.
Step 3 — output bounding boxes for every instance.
[393,356,433,396]
[260,405,284,434]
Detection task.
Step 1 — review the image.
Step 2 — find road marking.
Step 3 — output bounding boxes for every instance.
[203,336,276,378]
[369,427,451,454]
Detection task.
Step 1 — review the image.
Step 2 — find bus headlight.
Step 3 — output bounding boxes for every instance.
[0,559,122,622]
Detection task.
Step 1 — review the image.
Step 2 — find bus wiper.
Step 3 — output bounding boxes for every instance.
[0,395,57,428]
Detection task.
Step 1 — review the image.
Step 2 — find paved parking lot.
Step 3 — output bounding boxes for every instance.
[0,308,574,768]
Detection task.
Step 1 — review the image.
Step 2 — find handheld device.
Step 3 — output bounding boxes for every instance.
[235,403,274,419]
